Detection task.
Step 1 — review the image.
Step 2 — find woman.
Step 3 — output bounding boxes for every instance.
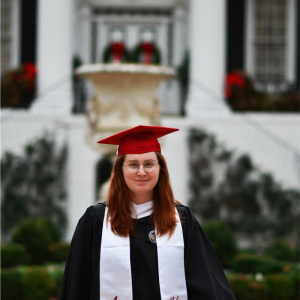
[59,125,236,300]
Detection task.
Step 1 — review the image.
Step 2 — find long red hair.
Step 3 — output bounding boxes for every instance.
[106,152,178,237]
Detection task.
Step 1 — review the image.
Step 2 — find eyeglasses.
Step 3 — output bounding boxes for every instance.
[123,161,159,173]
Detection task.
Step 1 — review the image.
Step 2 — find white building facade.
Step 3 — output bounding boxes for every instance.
[1,0,299,240]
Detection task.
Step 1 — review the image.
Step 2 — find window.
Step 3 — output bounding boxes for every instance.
[246,0,296,93]
[254,0,286,92]
[1,0,12,75]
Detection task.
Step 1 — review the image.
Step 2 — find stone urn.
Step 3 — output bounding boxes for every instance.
[76,63,176,153]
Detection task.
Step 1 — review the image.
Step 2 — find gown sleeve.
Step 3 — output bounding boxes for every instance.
[58,205,102,300]
[177,205,236,300]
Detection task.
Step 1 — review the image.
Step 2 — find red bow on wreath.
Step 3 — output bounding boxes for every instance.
[110,43,126,63]
[140,43,155,64]
[225,70,246,99]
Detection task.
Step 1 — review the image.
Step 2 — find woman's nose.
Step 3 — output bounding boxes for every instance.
[137,164,146,175]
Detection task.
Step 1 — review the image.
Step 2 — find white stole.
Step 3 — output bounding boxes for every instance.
[99,202,188,300]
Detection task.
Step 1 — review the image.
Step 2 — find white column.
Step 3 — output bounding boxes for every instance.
[64,117,100,240]
[32,0,74,115]
[286,0,297,83]
[173,5,186,66]
[73,6,91,64]
[79,6,92,64]
[245,0,255,77]
[11,0,20,68]
[158,19,169,66]
[186,0,230,117]
[97,19,106,63]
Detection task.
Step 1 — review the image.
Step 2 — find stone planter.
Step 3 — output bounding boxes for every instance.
[76,63,176,153]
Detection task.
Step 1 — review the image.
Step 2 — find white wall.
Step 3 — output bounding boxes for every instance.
[61,116,101,240]
[2,0,299,241]
[1,111,100,240]
[1,110,299,239]
[184,0,299,204]
[1,111,63,157]
[161,118,190,204]
[161,115,300,209]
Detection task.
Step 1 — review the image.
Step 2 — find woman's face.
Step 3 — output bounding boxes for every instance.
[122,152,160,202]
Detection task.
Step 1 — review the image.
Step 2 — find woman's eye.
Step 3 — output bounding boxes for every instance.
[129,162,139,168]
[145,162,154,168]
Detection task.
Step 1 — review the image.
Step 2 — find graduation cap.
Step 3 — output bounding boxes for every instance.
[97,125,179,155]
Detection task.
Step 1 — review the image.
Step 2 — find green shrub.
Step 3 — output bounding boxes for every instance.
[1,264,65,300]
[230,254,283,275]
[227,274,250,298]
[226,273,267,300]
[292,247,299,262]
[236,248,256,255]
[48,242,70,262]
[1,268,23,300]
[46,263,65,296]
[12,218,60,265]
[266,239,294,261]
[227,273,297,300]
[202,220,237,267]
[265,273,294,300]
[1,243,28,267]
[20,266,56,300]
[284,264,300,299]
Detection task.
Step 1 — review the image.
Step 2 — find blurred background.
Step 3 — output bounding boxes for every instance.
[1,0,299,299]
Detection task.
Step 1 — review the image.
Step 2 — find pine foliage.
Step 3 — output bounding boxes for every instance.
[188,128,300,247]
[1,134,68,241]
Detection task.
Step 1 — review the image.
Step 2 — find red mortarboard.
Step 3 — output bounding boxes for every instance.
[97,125,179,155]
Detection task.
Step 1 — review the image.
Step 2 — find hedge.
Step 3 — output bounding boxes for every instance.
[20,266,56,300]
[1,243,29,267]
[227,273,266,300]
[202,220,237,268]
[229,255,299,299]
[1,268,23,300]
[2,264,298,300]
[48,242,70,263]
[265,273,295,300]
[46,263,65,297]
[1,264,65,300]
[1,242,70,268]
[266,239,294,262]
[230,254,284,274]
[12,218,60,265]
[227,273,297,300]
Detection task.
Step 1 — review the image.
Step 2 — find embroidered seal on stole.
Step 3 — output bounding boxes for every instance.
[148,230,156,243]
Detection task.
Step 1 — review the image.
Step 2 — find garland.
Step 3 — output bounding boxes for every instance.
[103,42,130,63]
[1,62,37,108]
[131,42,161,64]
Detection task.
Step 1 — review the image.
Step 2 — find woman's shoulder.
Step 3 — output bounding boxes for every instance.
[175,202,195,222]
[175,202,191,214]
[79,202,107,222]
[92,201,107,219]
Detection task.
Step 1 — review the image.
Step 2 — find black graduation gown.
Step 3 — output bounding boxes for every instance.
[59,202,236,300]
